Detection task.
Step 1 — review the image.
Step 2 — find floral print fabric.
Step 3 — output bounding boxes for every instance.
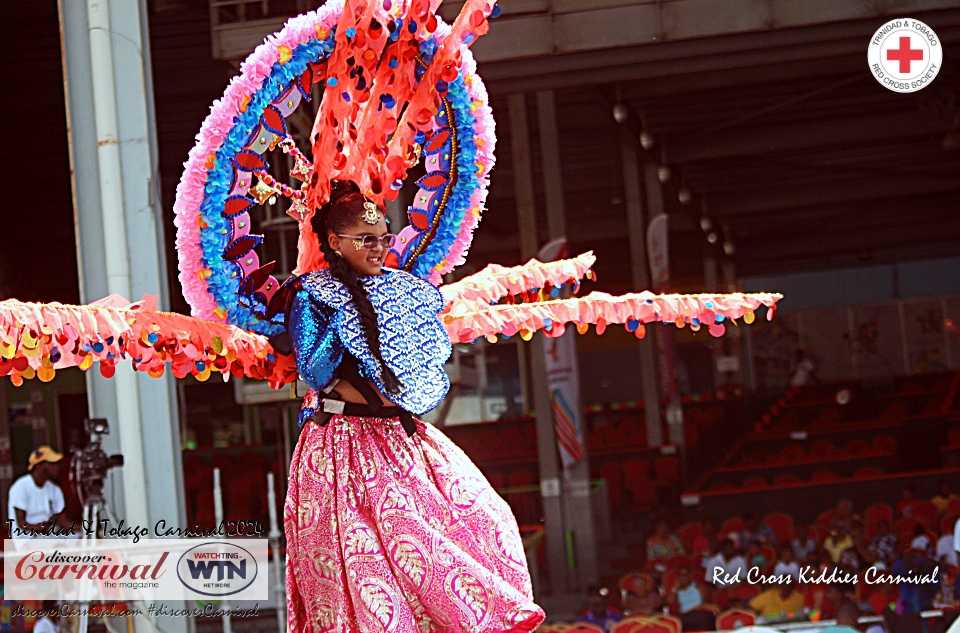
[285,414,544,632]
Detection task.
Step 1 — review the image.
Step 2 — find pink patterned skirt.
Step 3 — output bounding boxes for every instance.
[284,414,545,633]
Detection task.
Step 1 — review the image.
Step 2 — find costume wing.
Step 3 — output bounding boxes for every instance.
[438,253,782,343]
[0,296,295,388]
[0,262,779,387]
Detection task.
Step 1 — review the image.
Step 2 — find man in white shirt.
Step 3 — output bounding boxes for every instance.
[953,517,960,565]
[774,545,801,581]
[936,528,957,566]
[33,601,61,633]
[6,446,74,539]
[704,539,747,586]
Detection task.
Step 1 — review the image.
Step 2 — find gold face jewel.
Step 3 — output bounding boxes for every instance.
[353,239,365,250]
[362,200,380,225]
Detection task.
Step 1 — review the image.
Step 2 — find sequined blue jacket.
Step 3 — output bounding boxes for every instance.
[287,268,452,421]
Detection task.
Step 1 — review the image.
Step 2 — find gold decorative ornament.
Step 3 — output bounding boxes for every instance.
[250,177,279,205]
[352,239,365,250]
[362,200,380,225]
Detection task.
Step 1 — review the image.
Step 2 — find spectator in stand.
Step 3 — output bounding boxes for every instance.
[869,519,898,566]
[692,516,719,562]
[954,516,960,568]
[909,524,931,555]
[747,541,767,575]
[576,589,623,632]
[792,524,818,563]
[704,538,746,587]
[866,579,897,615]
[666,566,703,614]
[624,590,663,618]
[898,485,919,518]
[774,545,801,581]
[790,350,818,387]
[893,548,938,614]
[647,520,686,566]
[817,599,861,633]
[824,518,854,564]
[836,499,860,532]
[667,566,715,631]
[936,522,958,566]
[815,582,860,621]
[839,520,873,573]
[749,580,807,618]
[739,513,778,547]
[33,601,61,633]
[931,479,957,518]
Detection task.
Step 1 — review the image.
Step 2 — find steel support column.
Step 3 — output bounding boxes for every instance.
[620,140,663,447]
[537,90,598,590]
[59,1,188,630]
[509,93,567,594]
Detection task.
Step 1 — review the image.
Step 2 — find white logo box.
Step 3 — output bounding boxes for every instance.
[4,539,269,601]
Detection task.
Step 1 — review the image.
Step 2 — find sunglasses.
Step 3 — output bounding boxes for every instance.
[338,234,397,251]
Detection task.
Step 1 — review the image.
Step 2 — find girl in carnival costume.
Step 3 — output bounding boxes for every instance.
[284,180,543,631]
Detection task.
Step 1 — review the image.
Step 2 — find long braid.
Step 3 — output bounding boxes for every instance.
[313,183,402,392]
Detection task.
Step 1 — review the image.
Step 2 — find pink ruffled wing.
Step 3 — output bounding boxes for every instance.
[0,299,295,388]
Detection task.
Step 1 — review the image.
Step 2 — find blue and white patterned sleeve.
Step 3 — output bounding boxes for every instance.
[287,287,343,394]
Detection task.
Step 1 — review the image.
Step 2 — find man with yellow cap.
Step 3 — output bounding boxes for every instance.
[6,445,74,538]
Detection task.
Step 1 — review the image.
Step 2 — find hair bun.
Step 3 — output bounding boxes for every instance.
[328,180,360,205]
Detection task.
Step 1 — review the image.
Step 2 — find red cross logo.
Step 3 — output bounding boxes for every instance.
[886,36,924,73]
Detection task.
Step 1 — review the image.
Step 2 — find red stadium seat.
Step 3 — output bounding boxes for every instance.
[760,544,777,571]
[623,457,653,482]
[716,608,756,630]
[817,508,842,528]
[709,480,736,491]
[873,435,897,452]
[868,591,894,615]
[763,512,795,543]
[743,476,767,489]
[774,474,803,486]
[946,498,960,517]
[665,555,693,570]
[811,441,841,458]
[780,444,805,460]
[809,524,829,545]
[940,514,958,535]
[662,569,679,593]
[599,462,624,513]
[910,501,938,529]
[729,584,760,603]
[655,456,681,486]
[811,470,841,483]
[628,479,657,510]
[855,467,884,478]
[845,439,869,455]
[865,503,894,529]
[720,517,745,535]
[676,522,704,552]
[895,517,921,543]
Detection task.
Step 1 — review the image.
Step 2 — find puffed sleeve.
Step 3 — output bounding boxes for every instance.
[287,287,343,393]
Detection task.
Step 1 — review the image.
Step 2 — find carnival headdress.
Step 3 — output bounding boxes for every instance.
[174,0,498,337]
